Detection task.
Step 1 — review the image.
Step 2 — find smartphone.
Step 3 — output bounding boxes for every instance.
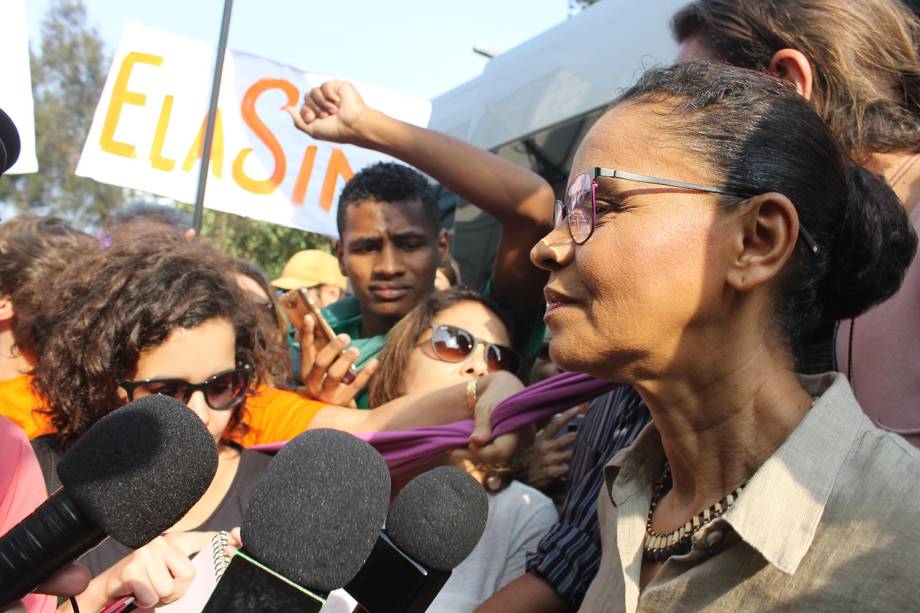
[280,287,358,384]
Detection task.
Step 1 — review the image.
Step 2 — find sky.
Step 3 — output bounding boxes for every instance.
[25,0,572,100]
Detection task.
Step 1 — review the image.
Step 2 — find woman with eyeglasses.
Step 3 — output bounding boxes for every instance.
[528,62,920,611]
[20,234,277,610]
[366,287,558,612]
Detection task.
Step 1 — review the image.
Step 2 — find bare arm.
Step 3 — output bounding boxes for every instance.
[476,572,573,613]
[308,370,522,435]
[288,82,554,330]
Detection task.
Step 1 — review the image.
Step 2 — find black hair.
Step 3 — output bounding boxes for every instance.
[614,62,917,342]
[336,162,440,236]
[110,202,194,232]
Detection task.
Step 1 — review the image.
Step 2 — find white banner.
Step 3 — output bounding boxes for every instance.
[0,0,38,174]
[77,23,431,237]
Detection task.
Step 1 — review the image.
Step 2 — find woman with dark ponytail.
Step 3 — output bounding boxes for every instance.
[529,62,919,611]
[673,0,920,446]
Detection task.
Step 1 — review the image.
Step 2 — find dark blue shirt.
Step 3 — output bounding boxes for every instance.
[525,385,650,607]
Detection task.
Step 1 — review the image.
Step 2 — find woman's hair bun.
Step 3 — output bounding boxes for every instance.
[822,165,917,321]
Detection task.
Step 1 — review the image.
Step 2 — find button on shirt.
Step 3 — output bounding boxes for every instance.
[580,372,920,612]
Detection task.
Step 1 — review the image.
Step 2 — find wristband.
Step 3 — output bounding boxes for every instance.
[465,378,479,415]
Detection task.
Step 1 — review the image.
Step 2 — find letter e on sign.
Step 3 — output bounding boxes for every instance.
[100,52,164,158]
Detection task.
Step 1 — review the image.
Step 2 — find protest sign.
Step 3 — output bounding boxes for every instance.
[0,0,38,174]
[77,23,431,237]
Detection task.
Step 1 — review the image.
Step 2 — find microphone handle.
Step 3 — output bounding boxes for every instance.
[0,489,104,606]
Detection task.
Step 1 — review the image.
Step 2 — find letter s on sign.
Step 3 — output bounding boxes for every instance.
[233,79,299,195]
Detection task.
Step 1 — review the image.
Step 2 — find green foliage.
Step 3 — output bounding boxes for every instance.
[0,0,124,223]
[176,203,334,279]
[3,0,333,278]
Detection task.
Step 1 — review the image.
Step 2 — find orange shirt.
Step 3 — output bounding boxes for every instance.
[0,374,55,440]
[0,375,319,446]
[229,384,325,447]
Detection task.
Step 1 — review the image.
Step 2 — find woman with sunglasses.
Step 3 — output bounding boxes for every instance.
[527,62,920,611]
[20,234,278,610]
[367,287,558,612]
[24,236,528,610]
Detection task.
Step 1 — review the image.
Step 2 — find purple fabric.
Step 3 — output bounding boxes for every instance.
[253,371,620,475]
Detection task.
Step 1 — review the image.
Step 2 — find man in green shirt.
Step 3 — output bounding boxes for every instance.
[289,80,553,408]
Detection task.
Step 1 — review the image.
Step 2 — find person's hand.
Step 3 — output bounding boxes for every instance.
[468,371,524,448]
[223,527,243,558]
[286,80,373,145]
[38,563,91,598]
[298,315,378,407]
[524,407,579,490]
[0,564,91,613]
[80,531,214,612]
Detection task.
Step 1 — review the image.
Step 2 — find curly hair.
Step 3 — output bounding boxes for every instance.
[336,161,440,236]
[235,258,293,382]
[26,233,274,448]
[0,215,98,360]
[368,287,514,407]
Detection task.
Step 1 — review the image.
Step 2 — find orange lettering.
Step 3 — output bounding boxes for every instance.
[291,146,318,205]
[100,52,164,158]
[319,148,354,211]
[182,110,225,178]
[149,95,176,171]
[232,79,299,195]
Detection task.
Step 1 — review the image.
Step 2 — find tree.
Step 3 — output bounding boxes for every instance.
[177,203,334,279]
[0,0,124,224]
[5,0,332,278]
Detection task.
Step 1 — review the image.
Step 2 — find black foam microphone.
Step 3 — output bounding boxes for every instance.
[345,465,489,613]
[0,107,21,174]
[202,428,391,613]
[0,395,218,607]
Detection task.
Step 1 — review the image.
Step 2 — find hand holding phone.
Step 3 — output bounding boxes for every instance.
[280,288,357,384]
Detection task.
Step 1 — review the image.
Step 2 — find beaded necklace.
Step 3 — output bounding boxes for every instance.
[642,463,746,562]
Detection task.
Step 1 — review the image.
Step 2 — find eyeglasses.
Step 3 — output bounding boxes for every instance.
[119,366,252,410]
[425,323,523,375]
[555,167,819,254]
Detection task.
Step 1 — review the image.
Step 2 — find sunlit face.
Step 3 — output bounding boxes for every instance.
[399,301,512,396]
[338,199,445,324]
[531,103,739,381]
[121,318,238,443]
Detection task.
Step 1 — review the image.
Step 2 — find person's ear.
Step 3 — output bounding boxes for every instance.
[437,230,450,261]
[334,239,347,276]
[768,49,813,101]
[0,295,14,324]
[725,193,801,294]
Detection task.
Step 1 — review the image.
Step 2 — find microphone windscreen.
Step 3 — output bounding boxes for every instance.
[387,466,488,572]
[0,108,20,173]
[57,395,218,548]
[242,429,391,592]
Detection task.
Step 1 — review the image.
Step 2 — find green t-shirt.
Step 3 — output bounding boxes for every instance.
[322,296,386,408]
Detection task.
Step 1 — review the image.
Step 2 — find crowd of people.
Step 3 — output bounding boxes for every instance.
[2,0,919,611]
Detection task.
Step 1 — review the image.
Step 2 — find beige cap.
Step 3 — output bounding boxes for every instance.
[271,250,347,290]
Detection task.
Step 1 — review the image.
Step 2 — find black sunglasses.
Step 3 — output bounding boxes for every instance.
[118,366,252,410]
[426,324,522,375]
